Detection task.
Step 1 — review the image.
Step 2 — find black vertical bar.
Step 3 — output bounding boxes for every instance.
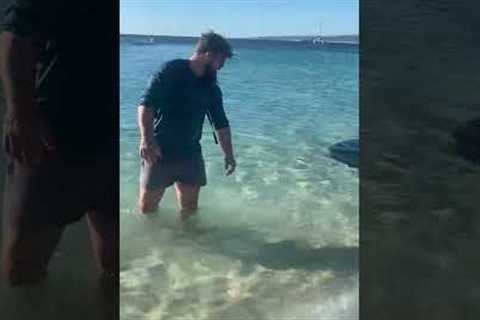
[361,1,480,319]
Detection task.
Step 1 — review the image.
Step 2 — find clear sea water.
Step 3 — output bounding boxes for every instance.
[120,39,359,320]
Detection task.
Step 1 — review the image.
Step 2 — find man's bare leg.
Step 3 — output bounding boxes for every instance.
[86,211,118,277]
[2,224,64,286]
[86,210,119,319]
[138,188,165,214]
[174,182,200,221]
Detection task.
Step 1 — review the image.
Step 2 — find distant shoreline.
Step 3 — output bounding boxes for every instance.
[253,34,358,43]
[120,34,359,45]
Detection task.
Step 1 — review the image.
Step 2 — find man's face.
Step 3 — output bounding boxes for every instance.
[206,52,227,72]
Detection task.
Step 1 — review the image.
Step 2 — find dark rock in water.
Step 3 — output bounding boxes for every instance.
[453,118,480,165]
[329,139,359,168]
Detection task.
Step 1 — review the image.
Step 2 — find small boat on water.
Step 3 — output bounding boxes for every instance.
[311,22,326,45]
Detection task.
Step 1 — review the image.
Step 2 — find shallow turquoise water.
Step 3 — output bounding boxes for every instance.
[120,40,358,319]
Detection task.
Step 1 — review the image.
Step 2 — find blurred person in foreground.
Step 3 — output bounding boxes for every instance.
[0,0,118,291]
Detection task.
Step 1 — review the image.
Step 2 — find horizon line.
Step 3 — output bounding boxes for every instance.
[120,33,359,39]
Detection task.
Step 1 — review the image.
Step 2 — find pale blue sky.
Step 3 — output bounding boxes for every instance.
[120,0,358,38]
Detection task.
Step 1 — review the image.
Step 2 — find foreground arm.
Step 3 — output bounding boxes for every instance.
[0,31,51,165]
[0,2,59,164]
[0,32,36,119]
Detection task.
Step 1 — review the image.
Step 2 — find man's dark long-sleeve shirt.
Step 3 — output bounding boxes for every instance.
[1,0,117,159]
[140,59,229,156]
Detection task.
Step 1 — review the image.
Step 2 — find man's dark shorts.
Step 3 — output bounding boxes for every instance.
[3,154,118,228]
[140,152,207,190]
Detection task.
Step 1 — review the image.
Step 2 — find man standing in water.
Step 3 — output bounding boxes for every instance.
[138,31,236,221]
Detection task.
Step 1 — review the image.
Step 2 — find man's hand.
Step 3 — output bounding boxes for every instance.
[224,155,236,176]
[3,112,55,166]
[139,138,162,165]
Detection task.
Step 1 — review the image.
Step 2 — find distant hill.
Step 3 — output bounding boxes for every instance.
[121,34,358,44]
[120,34,359,52]
[253,35,358,43]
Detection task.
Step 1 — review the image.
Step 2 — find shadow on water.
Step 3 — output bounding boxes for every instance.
[256,241,357,273]
[148,214,358,275]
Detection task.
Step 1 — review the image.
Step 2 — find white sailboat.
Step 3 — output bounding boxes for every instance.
[312,22,325,45]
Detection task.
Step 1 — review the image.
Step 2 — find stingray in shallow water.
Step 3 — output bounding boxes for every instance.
[329,139,359,168]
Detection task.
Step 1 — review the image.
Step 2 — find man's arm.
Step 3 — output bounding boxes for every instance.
[137,66,178,164]
[0,31,49,164]
[137,105,161,164]
[0,0,59,164]
[207,85,236,175]
[0,32,37,117]
[216,126,234,159]
[216,126,236,176]
[137,105,155,143]
[1,0,53,115]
